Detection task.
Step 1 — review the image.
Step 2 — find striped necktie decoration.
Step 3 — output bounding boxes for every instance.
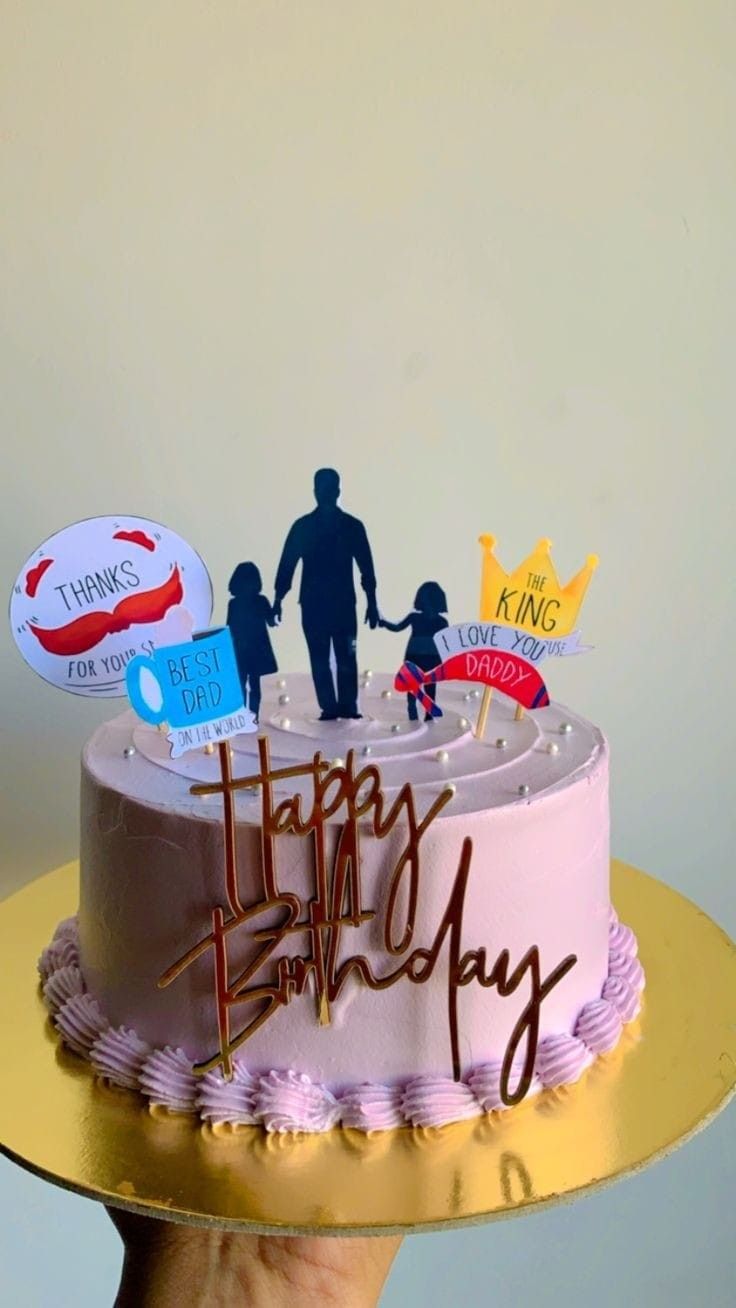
[394,661,445,717]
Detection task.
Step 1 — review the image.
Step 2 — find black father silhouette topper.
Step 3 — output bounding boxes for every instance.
[273,468,378,720]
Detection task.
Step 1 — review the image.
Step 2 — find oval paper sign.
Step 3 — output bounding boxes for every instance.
[10,515,213,697]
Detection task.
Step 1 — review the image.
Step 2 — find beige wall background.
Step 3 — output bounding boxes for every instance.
[1,3,734,1303]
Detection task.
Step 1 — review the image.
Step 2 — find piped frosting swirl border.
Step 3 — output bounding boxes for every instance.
[39,906,644,1134]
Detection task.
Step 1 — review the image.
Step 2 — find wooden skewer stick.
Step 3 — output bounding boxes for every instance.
[475,686,493,739]
[515,703,525,721]
[476,535,498,741]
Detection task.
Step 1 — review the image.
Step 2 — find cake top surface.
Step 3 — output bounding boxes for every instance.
[84,671,606,822]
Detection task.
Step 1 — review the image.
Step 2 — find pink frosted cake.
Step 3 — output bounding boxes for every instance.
[39,672,644,1133]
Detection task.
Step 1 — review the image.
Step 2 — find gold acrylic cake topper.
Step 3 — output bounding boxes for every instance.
[157,738,577,1108]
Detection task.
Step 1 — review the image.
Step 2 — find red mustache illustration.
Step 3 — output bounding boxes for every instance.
[113,529,156,552]
[28,565,184,657]
[25,558,54,598]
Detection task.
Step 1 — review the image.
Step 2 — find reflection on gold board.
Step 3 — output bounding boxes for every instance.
[0,861,734,1234]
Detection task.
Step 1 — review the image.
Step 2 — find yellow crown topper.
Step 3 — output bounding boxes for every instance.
[478,536,599,637]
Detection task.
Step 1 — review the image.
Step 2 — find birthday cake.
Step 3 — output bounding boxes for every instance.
[20,486,644,1134]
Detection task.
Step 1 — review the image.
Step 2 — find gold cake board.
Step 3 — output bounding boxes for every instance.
[0,860,734,1236]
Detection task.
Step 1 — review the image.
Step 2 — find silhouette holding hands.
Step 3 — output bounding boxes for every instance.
[227,562,278,724]
[273,468,378,720]
[380,580,448,720]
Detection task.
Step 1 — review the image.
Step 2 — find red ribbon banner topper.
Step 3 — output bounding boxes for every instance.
[395,650,550,714]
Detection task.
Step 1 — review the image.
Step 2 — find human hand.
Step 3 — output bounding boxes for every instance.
[108,1207,401,1308]
[365,600,379,629]
[272,598,283,624]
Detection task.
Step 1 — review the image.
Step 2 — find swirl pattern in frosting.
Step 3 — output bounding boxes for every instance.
[91,1025,152,1091]
[608,950,645,992]
[39,904,645,1133]
[536,1033,592,1087]
[609,920,637,957]
[42,963,85,1015]
[256,1070,341,1133]
[574,998,622,1054]
[339,1083,405,1132]
[467,1061,506,1112]
[197,1063,259,1125]
[139,1047,198,1113]
[39,935,80,984]
[54,993,108,1057]
[466,1060,541,1111]
[601,974,640,1023]
[402,1075,482,1128]
[53,915,80,943]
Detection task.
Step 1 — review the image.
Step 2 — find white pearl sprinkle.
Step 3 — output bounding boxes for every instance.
[332,758,345,770]
[471,688,481,699]
[546,741,560,755]
[361,745,372,756]
[363,670,373,679]
[496,737,508,749]
[281,717,291,729]
[391,723,401,734]
[203,742,215,755]
[278,693,290,706]
[360,679,370,689]
[123,745,136,758]
[559,722,573,735]
[458,717,470,729]
[436,749,450,763]
[381,689,392,699]
[463,692,473,702]
[276,678,287,689]
[518,783,530,796]
[444,782,457,796]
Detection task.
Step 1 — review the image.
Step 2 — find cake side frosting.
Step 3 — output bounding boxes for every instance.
[76,674,611,1090]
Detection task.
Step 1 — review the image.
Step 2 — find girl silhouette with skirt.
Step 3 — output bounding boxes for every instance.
[379,580,448,720]
[227,562,278,723]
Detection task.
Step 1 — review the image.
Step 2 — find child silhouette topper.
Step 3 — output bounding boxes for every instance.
[227,562,278,724]
[379,580,448,721]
